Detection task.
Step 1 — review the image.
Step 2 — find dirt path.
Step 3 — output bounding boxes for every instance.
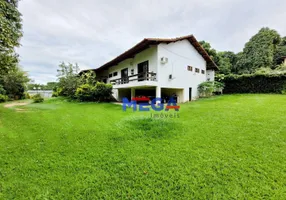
[4,102,30,108]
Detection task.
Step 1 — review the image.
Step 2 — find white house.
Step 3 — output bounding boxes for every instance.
[80,35,218,103]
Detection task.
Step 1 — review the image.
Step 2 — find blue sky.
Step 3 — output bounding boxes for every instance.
[17,0,286,83]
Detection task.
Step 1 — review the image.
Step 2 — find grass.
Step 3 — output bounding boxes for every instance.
[0,94,286,199]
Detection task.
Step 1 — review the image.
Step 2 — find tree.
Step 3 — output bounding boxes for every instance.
[0,0,25,99]
[216,51,238,75]
[0,0,22,53]
[56,62,81,98]
[199,40,220,64]
[236,27,281,74]
[0,66,29,99]
[46,82,58,90]
[273,37,286,67]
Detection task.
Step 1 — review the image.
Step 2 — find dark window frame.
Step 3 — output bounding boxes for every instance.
[201,70,205,74]
[109,73,113,78]
[195,68,200,73]
[113,72,118,76]
[187,66,193,71]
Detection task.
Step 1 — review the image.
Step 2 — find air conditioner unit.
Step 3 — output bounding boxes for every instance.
[160,57,168,64]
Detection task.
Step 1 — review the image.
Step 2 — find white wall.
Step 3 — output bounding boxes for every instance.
[157,39,209,101]
[27,90,53,98]
[96,39,215,102]
[106,46,158,83]
[207,70,215,81]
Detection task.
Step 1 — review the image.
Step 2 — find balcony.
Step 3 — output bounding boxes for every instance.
[110,72,157,86]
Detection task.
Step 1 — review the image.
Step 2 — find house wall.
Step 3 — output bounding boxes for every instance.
[96,46,157,100]
[207,70,215,81]
[95,39,215,102]
[157,39,210,101]
[107,46,158,84]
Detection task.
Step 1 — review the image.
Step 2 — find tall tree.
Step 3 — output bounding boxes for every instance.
[0,0,22,74]
[199,40,220,64]
[273,36,286,67]
[236,27,281,74]
[0,0,25,99]
[0,0,22,53]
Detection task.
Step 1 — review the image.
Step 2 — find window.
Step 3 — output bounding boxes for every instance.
[195,68,200,73]
[201,70,205,74]
[131,69,134,75]
[109,73,113,78]
[113,72,118,76]
[187,66,193,71]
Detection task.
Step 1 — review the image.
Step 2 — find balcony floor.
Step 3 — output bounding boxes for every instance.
[113,80,158,89]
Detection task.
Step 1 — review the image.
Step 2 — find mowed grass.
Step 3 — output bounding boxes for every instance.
[0,95,286,199]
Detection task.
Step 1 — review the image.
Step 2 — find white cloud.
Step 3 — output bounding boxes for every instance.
[17,0,286,83]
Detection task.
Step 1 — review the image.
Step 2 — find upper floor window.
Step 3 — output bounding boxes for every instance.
[187,66,193,71]
[195,68,200,73]
[113,72,118,76]
[201,70,205,74]
[109,73,113,78]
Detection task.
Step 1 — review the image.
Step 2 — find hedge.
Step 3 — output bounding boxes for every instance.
[223,73,286,94]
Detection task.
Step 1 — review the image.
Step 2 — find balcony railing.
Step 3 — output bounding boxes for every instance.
[110,72,157,85]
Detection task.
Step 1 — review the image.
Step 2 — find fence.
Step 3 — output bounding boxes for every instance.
[27,90,53,98]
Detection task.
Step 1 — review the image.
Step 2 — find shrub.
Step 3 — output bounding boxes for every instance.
[52,87,62,97]
[75,82,113,102]
[75,84,95,101]
[32,94,44,103]
[23,92,30,99]
[223,73,286,94]
[93,82,113,102]
[198,81,224,97]
[198,81,214,97]
[0,94,8,103]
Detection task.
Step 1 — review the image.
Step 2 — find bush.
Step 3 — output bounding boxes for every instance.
[75,82,113,102]
[75,84,94,101]
[0,85,6,95]
[23,92,30,99]
[0,94,8,103]
[93,82,113,102]
[52,87,62,97]
[223,73,286,94]
[32,94,44,103]
[198,81,224,97]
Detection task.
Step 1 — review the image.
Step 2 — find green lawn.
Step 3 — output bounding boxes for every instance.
[0,95,286,199]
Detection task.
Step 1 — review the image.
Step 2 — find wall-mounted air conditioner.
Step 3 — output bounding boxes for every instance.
[160,57,168,64]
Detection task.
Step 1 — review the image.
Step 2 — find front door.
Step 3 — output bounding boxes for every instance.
[121,68,129,84]
[137,61,149,81]
[189,88,192,101]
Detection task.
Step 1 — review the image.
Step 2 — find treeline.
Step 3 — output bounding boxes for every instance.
[27,82,58,90]
[200,27,286,94]
[200,27,286,75]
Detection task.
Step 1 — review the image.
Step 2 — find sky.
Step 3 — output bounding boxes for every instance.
[17,0,286,84]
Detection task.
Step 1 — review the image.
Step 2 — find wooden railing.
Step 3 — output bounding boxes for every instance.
[110,72,157,85]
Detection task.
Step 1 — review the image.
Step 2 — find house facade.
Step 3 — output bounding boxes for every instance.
[80,35,218,103]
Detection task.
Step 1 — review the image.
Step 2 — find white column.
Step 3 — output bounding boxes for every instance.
[131,88,135,100]
[156,86,161,104]
[284,58,286,66]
